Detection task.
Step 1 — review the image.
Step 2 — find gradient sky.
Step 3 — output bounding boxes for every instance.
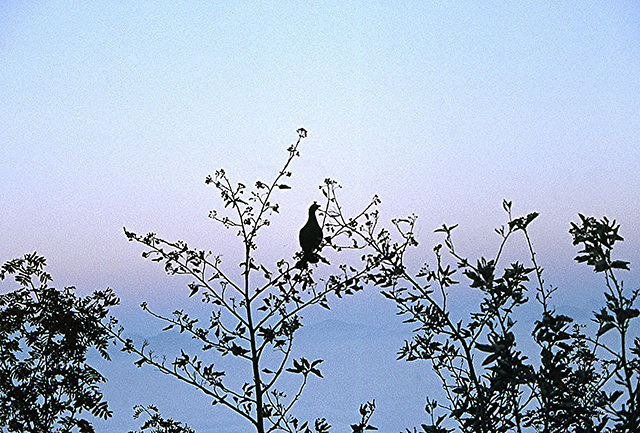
[1,1,640,430]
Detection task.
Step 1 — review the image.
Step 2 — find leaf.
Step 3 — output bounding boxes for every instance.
[482,353,497,366]
[609,390,623,403]
[611,260,630,270]
[502,200,512,213]
[230,343,249,357]
[277,184,292,189]
[597,322,616,337]
[434,224,458,234]
[310,368,323,378]
[624,308,640,320]
[90,401,112,420]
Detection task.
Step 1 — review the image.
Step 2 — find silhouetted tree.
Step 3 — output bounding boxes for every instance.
[107,129,378,433]
[0,252,118,433]
[319,193,639,433]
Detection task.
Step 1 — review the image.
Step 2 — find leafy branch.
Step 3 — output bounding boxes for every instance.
[113,129,379,433]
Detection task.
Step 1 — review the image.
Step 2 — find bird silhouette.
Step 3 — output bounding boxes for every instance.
[296,202,322,269]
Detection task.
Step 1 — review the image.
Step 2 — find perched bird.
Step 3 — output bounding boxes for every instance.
[296,202,323,269]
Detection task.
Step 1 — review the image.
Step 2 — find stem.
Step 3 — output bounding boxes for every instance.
[523,229,545,303]
[249,136,303,241]
[267,375,309,432]
[262,338,294,392]
[243,242,265,433]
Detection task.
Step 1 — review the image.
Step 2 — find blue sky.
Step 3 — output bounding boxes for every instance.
[1,1,640,431]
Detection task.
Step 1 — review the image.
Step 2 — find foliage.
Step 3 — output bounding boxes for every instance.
[108,129,379,433]
[349,400,377,433]
[322,197,640,432]
[128,405,195,433]
[6,130,639,433]
[0,252,119,433]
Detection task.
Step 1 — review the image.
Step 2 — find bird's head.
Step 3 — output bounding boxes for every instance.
[309,202,321,212]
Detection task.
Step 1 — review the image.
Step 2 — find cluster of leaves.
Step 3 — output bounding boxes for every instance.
[108,129,380,433]
[349,400,377,433]
[128,405,195,433]
[323,197,640,432]
[567,215,639,431]
[0,252,119,433]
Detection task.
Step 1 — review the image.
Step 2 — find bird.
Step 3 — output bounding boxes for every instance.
[296,202,323,269]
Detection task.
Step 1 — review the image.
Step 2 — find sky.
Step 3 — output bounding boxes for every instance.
[1,1,640,431]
